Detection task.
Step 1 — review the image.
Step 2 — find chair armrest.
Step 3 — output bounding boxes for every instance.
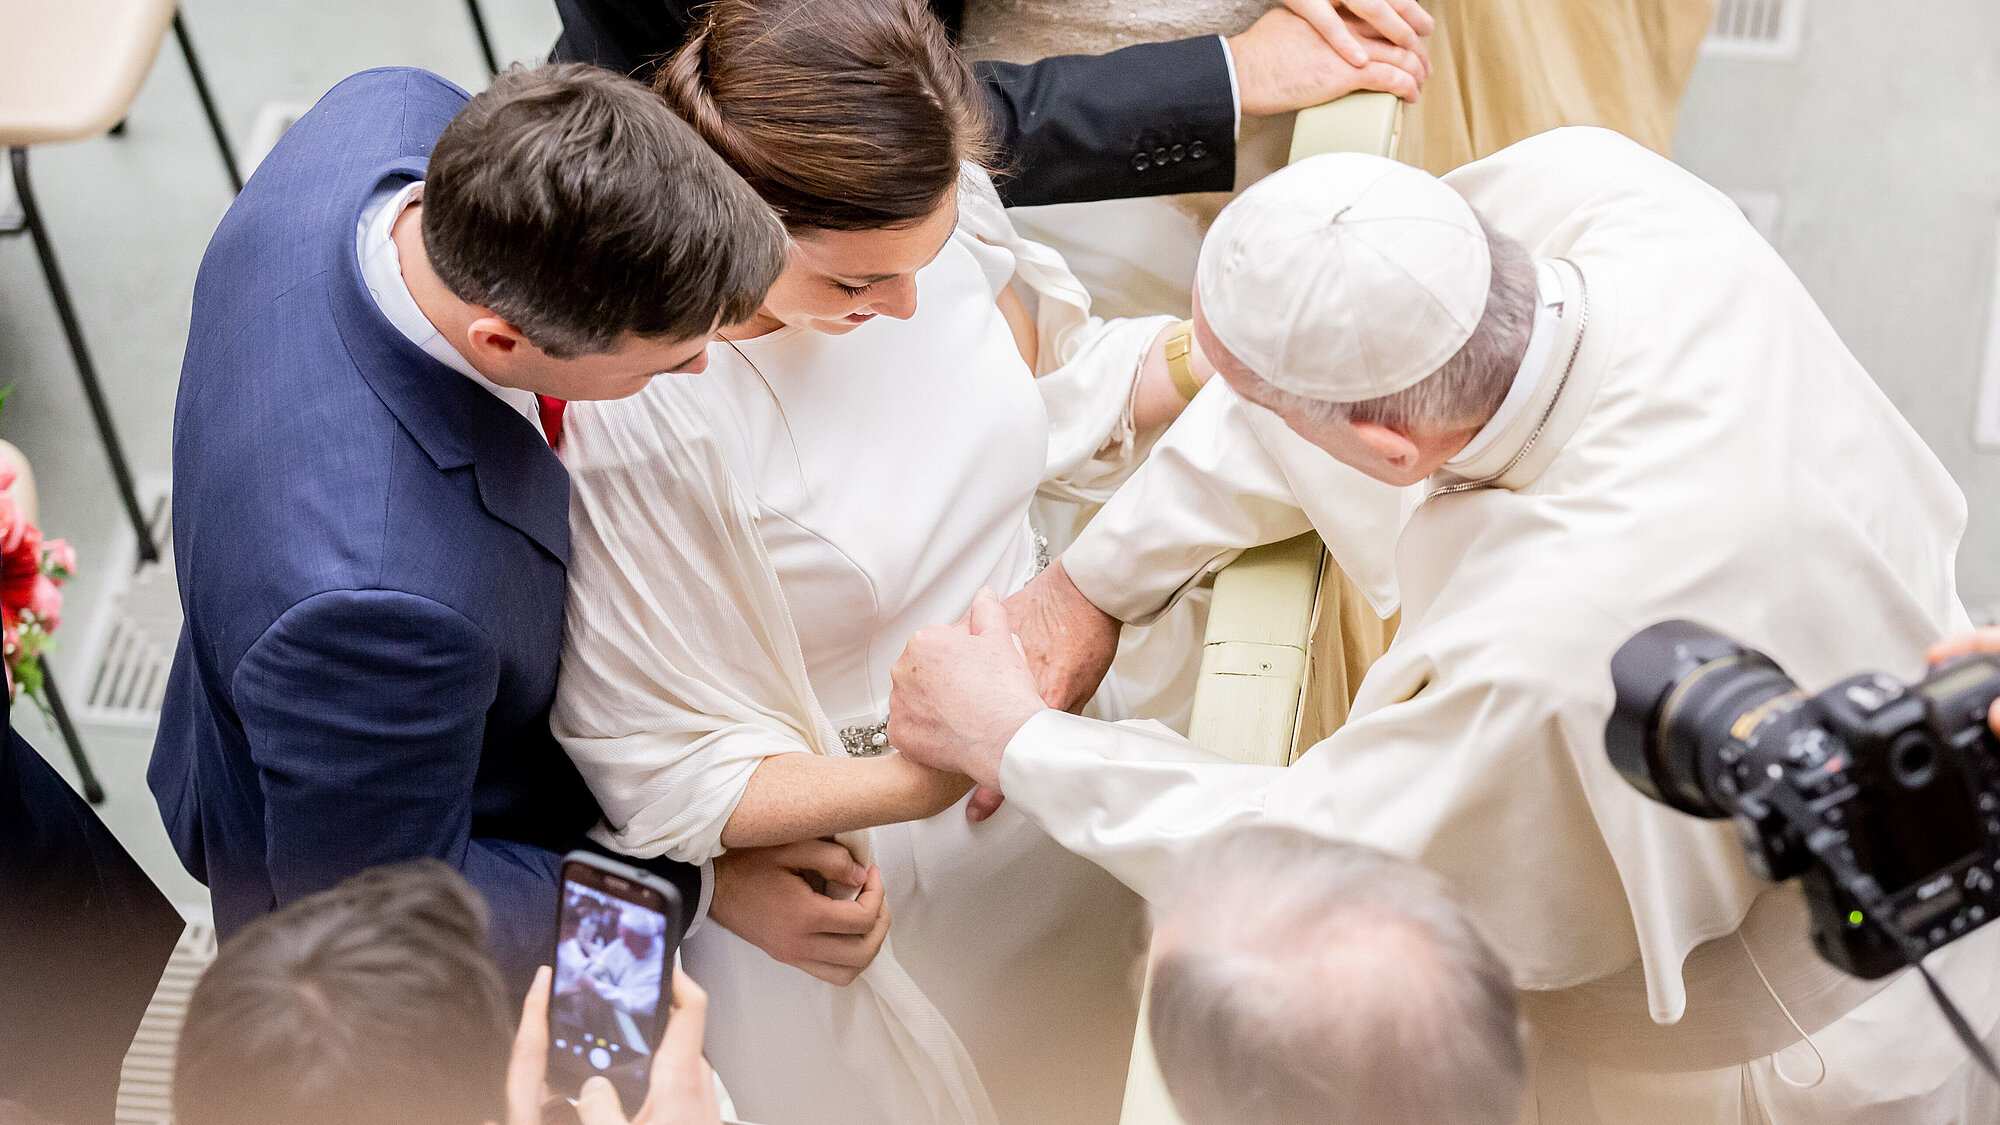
[1184,533,1325,767]
[1288,90,1405,165]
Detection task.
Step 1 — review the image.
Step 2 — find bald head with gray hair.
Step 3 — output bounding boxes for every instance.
[1147,826,1525,1125]
[1228,214,1539,435]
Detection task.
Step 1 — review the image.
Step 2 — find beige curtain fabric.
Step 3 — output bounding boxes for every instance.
[1405,0,1716,175]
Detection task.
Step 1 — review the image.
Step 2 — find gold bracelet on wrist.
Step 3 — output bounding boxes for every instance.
[1165,319,1204,402]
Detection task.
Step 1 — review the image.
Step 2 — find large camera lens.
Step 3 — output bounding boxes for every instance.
[1605,620,1801,818]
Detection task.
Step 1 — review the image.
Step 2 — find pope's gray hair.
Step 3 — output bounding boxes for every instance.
[1147,826,1525,1125]
[1232,213,1537,433]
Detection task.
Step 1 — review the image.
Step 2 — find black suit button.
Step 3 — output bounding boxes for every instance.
[1170,144,1186,162]
[1132,152,1151,172]
[1153,147,1170,165]
[1189,141,1207,160]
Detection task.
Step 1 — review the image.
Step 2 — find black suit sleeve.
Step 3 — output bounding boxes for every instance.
[977,35,1237,208]
[550,0,1239,209]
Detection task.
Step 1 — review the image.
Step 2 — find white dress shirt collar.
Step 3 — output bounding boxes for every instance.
[1448,260,1565,466]
[356,178,546,440]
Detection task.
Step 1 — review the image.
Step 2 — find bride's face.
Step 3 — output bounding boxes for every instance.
[755,185,960,336]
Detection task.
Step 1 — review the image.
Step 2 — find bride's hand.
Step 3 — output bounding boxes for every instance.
[1229,8,1426,112]
[709,842,888,986]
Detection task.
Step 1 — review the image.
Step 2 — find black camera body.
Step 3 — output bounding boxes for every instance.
[1607,621,2000,978]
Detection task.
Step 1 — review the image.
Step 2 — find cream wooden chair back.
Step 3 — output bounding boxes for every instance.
[1116,92,1406,1125]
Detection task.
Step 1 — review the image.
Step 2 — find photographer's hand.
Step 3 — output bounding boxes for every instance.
[1926,629,2000,735]
[576,970,720,1125]
[501,965,723,1125]
[501,966,555,1125]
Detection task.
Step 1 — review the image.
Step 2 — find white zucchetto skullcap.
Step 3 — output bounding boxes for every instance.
[1197,153,1491,403]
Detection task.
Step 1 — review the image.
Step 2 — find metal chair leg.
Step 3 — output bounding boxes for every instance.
[8,147,162,565]
[171,11,242,192]
[466,0,501,76]
[40,663,105,805]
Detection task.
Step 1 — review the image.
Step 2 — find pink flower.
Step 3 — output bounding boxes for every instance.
[26,575,60,630]
[42,538,75,580]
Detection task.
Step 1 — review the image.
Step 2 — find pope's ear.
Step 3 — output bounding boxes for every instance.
[1349,419,1421,471]
[465,315,530,362]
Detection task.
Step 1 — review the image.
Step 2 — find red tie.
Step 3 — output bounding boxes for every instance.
[537,394,566,450]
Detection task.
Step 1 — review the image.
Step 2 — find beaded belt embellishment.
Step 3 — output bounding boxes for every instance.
[839,721,894,758]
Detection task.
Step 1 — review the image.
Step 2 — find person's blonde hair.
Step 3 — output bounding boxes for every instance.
[1148,827,1526,1125]
[174,862,513,1125]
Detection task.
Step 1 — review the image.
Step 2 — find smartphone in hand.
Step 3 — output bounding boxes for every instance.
[546,851,685,1114]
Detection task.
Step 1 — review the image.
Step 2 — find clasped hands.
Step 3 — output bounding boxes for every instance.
[887,559,1124,802]
[1232,0,1437,114]
[706,563,1119,986]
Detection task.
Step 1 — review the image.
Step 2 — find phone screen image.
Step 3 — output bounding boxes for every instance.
[549,875,670,1095]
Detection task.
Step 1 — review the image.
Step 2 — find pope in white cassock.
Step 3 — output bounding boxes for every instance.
[579,910,667,1016]
[888,127,2000,1123]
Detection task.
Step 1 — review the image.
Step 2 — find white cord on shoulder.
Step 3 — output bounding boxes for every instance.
[1738,931,1828,1089]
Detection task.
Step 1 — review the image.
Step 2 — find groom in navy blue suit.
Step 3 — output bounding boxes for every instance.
[151,64,793,990]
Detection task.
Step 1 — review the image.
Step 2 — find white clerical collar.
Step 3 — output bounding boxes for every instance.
[356,179,546,440]
[1448,260,1565,466]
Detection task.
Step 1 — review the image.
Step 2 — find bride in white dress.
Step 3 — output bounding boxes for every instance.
[550,2,1223,1122]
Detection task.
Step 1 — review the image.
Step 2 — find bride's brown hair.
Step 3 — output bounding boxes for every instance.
[656,0,996,233]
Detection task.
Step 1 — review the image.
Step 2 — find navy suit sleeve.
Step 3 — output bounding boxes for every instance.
[231,588,562,982]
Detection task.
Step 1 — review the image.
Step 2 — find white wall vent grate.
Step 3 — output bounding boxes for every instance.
[74,478,182,727]
[1704,0,1805,60]
[117,922,216,1125]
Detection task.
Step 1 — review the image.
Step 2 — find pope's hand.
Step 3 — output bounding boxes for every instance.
[1228,6,1427,113]
[889,588,1049,791]
[1004,560,1123,715]
[708,841,888,986]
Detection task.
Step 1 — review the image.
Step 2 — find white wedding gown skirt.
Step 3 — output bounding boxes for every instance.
[688,798,1149,1125]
